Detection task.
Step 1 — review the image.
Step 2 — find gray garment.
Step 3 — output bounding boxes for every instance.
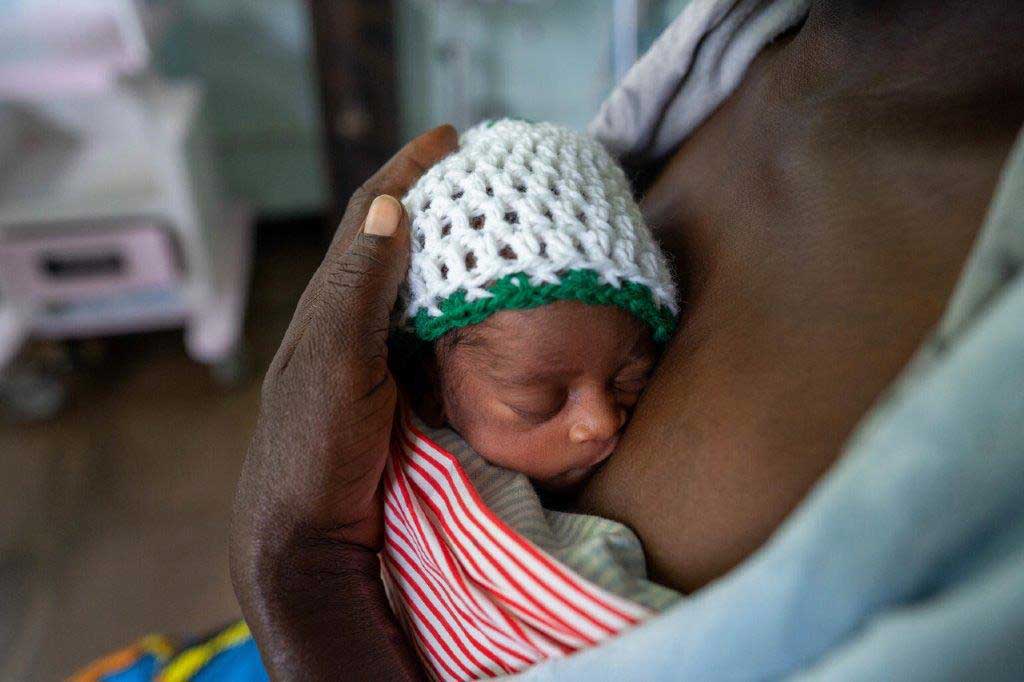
[589,0,810,162]
[420,422,682,612]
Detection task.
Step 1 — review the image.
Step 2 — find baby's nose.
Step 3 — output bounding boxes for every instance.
[569,391,626,443]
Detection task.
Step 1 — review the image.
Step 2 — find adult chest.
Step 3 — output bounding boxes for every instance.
[577,50,1009,593]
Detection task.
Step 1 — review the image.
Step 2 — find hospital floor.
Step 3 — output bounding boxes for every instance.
[0,217,327,681]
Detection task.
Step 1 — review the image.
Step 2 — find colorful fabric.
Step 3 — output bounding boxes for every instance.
[399,119,678,342]
[381,414,679,681]
[69,635,174,682]
[69,622,267,682]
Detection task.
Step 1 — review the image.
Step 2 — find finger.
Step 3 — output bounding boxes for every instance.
[313,123,456,351]
[270,126,455,380]
[366,123,459,198]
[330,124,459,254]
[306,195,411,377]
[331,193,411,345]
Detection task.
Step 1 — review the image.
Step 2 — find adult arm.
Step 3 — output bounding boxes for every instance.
[230,125,458,680]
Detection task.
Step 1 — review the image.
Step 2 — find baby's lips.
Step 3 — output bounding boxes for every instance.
[565,435,621,480]
[589,435,620,468]
[539,435,622,491]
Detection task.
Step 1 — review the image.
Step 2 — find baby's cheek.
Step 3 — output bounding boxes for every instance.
[469,424,569,479]
[448,390,572,478]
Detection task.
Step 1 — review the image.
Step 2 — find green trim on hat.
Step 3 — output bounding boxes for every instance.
[412,269,676,343]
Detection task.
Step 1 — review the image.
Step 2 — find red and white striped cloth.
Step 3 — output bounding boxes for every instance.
[381,413,653,681]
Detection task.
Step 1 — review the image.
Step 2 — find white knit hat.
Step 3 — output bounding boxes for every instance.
[400,119,678,342]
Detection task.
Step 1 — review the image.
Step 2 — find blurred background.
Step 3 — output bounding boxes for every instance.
[0,0,687,678]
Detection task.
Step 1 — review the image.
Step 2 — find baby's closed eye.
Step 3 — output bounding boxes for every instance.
[504,388,567,424]
[610,365,654,409]
[614,359,655,390]
[614,376,649,393]
[508,402,563,424]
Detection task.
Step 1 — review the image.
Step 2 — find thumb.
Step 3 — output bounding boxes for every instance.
[271,194,412,382]
[268,193,411,385]
[323,194,411,356]
[269,125,457,383]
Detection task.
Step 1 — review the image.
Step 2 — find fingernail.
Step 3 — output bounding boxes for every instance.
[364,195,403,237]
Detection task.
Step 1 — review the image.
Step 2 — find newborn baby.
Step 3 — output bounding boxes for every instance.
[385,121,682,679]
[397,119,678,491]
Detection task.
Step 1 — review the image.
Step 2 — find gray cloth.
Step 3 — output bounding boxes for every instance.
[589,0,809,162]
[420,421,682,613]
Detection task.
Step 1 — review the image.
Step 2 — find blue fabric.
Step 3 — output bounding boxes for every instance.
[188,638,269,682]
[93,637,268,682]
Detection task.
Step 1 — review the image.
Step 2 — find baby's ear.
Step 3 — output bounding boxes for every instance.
[390,333,446,426]
[418,394,447,428]
[417,356,447,427]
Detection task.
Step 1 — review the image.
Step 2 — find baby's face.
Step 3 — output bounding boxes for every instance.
[435,301,656,490]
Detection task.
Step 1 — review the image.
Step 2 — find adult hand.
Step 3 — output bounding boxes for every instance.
[230,125,458,681]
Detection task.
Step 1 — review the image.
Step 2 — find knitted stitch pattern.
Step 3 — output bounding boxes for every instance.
[400,119,678,342]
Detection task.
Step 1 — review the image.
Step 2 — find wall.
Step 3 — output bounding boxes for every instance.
[395,0,691,142]
[154,0,327,214]
[1,0,692,213]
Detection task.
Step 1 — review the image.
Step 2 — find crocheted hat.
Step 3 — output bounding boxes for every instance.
[400,119,678,342]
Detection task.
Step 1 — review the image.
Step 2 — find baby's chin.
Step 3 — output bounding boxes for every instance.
[534,462,601,493]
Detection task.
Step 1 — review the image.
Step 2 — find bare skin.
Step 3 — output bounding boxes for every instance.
[578,0,1024,592]
[231,1,1024,678]
[432,301,656,490]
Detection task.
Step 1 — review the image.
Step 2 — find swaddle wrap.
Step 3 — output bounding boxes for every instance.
[381,413,679,681]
